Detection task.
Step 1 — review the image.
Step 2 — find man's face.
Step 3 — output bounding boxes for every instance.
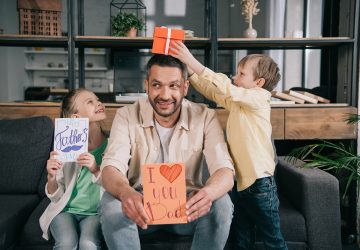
[145,65,189,119]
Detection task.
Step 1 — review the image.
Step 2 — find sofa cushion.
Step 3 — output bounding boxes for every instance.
[0,194,40,249]
[278,194,307,242]
[0,116,53,194]
[16,197,52,249]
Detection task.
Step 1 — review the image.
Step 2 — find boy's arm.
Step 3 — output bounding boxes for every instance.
[171,41,268,109]
[170,41,231,109]
[170,41,205,75]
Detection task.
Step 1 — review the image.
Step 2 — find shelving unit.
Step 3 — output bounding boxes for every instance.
[217,37,354,49]
[0,0,358,105]
[0,34,67,47]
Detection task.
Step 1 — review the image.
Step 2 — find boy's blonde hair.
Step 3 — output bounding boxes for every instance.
[238,54,281,91]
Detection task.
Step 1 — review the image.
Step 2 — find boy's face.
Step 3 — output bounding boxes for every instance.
[232,60,262,89]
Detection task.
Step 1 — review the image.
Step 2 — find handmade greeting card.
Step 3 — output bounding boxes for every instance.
[142,163,187,225]
[152,27,185,55]
[54,118,89,162]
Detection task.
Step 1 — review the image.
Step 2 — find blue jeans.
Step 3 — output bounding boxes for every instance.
[100,191,233,250]
[231,176,287,250]
[49,212,102,250]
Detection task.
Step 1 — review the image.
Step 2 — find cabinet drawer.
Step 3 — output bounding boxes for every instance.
[284,107,357,139]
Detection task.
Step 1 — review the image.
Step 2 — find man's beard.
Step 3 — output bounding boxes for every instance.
[149,97,183,118]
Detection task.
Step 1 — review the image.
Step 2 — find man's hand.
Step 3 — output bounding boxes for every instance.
[120,189,150,229]
[186,188,213,222]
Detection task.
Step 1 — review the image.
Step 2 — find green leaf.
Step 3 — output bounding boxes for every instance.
[111,12,145,37]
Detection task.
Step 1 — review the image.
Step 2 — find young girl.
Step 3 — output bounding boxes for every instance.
[40,88,107,249]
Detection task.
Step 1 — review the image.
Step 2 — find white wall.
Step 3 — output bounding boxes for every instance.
[0,0,27,101]
[0,0,322,101]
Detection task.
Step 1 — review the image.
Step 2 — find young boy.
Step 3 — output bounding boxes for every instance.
[170,41,287,250]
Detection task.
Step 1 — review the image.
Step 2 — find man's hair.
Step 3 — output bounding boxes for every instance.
[146,54,188,80]
[238,54,281,91]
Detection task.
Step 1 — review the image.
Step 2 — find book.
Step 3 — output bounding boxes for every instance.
[142,163,187,225]
[54,118,89,162]
[270,100,296,105]
[271,91,305,104]
[296,91,330,103]
[283,90,318,104]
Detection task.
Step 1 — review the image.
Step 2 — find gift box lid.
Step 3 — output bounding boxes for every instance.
[153,27,184,40]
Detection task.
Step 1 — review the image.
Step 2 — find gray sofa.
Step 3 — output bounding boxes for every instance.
[0,116,341,250]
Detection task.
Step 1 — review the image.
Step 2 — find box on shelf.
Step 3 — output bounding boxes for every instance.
[152,27,185,55]
[18,0,62,36]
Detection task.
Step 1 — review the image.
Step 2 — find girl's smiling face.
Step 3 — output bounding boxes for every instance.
[71,90,106,122]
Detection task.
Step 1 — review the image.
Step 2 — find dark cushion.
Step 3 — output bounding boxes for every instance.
[17,197,52,248]
[0,195,40,249]
[140,230,192,250]
[278,195,306,242]
[0,116,53,194]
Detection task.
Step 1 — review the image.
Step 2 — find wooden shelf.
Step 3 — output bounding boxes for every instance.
[0,103,356,140]
[0,34,67,47]
[75,36,210,49]
[24,67,108,71]
[217,37,354,49]
[24,50,106,55]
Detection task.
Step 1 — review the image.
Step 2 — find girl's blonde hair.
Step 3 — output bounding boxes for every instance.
[238,54,281,91]
[60,88,109,136]
[60,88,87,118]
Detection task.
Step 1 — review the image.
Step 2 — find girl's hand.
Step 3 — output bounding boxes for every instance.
[47,151,62,181]
[76,152,99,174]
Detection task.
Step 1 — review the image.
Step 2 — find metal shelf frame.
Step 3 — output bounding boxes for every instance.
[0,0,358,106]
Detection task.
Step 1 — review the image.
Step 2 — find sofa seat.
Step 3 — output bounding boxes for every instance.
[15,198,52,250]
[0,117,341,250]
[0,195,40,249]
[278,194,307,243]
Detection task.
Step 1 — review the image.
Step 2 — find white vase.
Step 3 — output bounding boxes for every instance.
[244,27,257,38]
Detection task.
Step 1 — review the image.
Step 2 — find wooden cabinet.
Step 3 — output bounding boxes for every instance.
[0,103,356,140]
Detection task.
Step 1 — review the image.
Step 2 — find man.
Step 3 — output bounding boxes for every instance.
[99,54,234,250]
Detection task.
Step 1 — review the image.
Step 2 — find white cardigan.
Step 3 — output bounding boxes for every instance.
[39,163,102,240]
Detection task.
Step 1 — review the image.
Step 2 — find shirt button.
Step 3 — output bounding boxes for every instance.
[154,147,158,151]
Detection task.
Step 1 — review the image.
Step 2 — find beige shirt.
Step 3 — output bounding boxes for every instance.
[189,68,275,191]
[101,97,234,191]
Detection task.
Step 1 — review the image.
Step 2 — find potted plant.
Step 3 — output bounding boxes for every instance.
[287,114,359,245]
[111,12,145,37]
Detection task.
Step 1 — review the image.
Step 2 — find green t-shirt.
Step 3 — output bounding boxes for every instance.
[63,139,107,215]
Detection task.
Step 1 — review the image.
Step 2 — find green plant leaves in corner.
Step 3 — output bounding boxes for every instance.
[287,140,359,198]
[111,12,144,37]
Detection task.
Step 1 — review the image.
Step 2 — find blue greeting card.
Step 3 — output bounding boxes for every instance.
[54,118,89,162]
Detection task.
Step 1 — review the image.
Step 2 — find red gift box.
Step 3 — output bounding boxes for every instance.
[152,27,185,55]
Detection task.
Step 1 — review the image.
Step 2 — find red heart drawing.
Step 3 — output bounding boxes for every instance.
[160,164,182,183]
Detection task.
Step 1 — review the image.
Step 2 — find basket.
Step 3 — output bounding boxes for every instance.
[18,0,62,36]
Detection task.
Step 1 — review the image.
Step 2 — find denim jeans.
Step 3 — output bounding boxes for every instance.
[49,212,102,250]
[231,176,287,250]
[99,191,233,250]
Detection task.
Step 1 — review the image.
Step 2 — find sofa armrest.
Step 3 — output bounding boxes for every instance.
[276,157,341,250]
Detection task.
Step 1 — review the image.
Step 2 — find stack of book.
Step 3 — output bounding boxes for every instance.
[271,90,330,104]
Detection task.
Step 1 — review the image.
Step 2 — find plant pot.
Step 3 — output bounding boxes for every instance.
[244,27,257,38]
[127,28,137,37]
